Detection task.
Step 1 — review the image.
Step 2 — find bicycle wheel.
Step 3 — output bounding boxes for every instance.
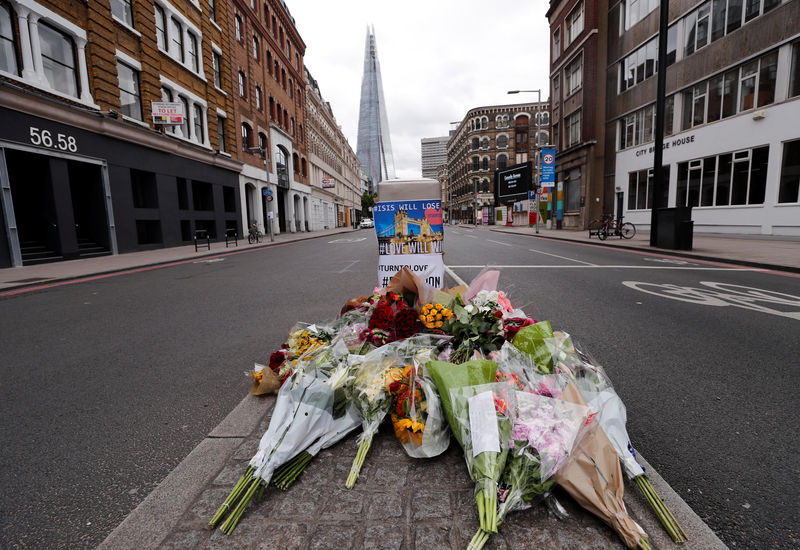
[587,218,602,237]
[598,228,608,240]
[248,233,255,244]
[621,222,636,239]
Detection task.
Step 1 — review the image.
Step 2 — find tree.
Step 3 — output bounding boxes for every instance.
[361,190,377,218]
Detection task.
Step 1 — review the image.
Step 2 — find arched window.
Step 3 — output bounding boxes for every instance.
[276,104,282,125]
[482,179,490,193]
[234,15,242,41]
[274,60,279,78]
[472,137,479,150]
[269,96,275,119]
[481,137,489,149]
[281,69,286,88]
[252,35,259,60]
[258,132,267,150]
[290,117,295,136]
[255,86,262,109]
[497,135,508,148]
[241,122,252,148]
[292,152,300,172]
[481,117,488,129]
[541,112,550,125]
[537,130,549,146]
[301,157,307,177]
[471,156,479,171]
[267,51,272,73]
[283,108,288,127]
[497,154,507,170]
[481,157,489,171]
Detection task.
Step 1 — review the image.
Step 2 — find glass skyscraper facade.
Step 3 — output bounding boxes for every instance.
[356,26,395,187]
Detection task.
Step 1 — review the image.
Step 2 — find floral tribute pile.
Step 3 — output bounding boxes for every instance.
[213,268,686,548]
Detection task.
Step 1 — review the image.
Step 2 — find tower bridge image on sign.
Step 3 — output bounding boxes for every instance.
[377,209,443,255]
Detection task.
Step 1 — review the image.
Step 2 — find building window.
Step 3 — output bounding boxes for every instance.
[217,116,226,151]
[179,96,189,138]
[627,167,670,210]
[514,115,529,151]
[235,15,242,41]
[566,110,581,147]
[187,33,198,72]
[790,40,800,99]
[472,137,479,150]
[471,156,479,172]
[255,86,263,109]
[212,51,221,88]
[677,146,769,207]
[565,168,581,211]
[497,135,508,149]
[566,2,584,45]
[553,75,560,103]
[481,157,489,171]
[39,23,78,97]
[193,104,203,142]
[553,27,561,60]
[619,37,657,92]
[238,70,246,97]
[252,35,259,59]
[481,137,489,149]
[497,154,507,170]
[684,2,710,56]
[0,2,19,75]
[622,0,658,31]
[241,122,252,148]
[681,50,778,130]
[566,54,582,95]
[482,117,488,130]
[209,0,216,21]
[154,5,166,49]
[170,17,183,62]
[258,131,267,150]
[778,139,800,203]
[116,61,141,120]
[552,123,559,149]
[111,0,134,28]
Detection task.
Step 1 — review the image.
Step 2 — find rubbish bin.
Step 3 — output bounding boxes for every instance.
[655,207,693,250]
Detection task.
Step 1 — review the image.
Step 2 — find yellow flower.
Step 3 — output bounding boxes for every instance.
[435,303,443,310]
[435,320,443,328]
[435,313,442,320]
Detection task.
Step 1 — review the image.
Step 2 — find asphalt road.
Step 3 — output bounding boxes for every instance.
[1,227,797,548]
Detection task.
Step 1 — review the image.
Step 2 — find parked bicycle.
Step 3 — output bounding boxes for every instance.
[597,214,636,240]
[247,222,263,244]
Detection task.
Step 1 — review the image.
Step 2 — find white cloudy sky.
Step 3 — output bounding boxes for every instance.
[288,1,552,179]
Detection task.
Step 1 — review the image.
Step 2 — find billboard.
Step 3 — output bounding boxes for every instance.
[495,162,531,204]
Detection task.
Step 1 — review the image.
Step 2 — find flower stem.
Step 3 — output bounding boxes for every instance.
[467,528,491,550]
[477,491,485,530]
[221,477,263,535]
[345,433,373,489]
[209,466,253,528]
[635,475,688,543]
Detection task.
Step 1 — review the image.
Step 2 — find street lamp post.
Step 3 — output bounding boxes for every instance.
[508,89,542,234]
[474,177,478,227]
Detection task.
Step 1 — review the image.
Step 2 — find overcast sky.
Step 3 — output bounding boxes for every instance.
[288,1,552,179]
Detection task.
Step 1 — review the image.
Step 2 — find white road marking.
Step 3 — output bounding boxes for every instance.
[465,234,478,239]
[328,237,367,243]
[487,239,512,247]
[445,265,467,286]
[337,260,360,273]
[447,265,762,270]
[623,281,800,320]
[528,248,596,265]
[643,257,698,265]
[193,258,225,264]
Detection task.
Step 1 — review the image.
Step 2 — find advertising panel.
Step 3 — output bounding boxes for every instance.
[151,101,184,125]
[321,178,335,188]
[495,162,531,204]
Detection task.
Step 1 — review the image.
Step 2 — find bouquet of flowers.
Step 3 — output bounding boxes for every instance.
[555,338,688,542]
[385,359,450,458]
[210,367,336,534]
[449,381,516,534]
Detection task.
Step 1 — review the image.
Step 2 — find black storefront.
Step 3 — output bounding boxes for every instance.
[0,107,242,268]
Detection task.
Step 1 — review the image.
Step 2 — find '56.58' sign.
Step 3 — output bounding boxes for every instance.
[29,126,78,152]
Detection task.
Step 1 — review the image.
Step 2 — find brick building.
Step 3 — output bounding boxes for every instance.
[304,67,362,230]
[547,0,608,229]
[0,0,242,267]
[229,0,309,236]
[447,102,550,224]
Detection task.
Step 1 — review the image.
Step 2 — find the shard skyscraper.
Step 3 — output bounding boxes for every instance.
[356,26,395,187]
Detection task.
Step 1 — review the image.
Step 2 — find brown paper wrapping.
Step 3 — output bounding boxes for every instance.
[556,382,646,549]
[250,363,281,395]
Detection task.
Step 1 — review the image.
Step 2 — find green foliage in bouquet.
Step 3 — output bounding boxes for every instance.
[426,359,497,448]
[511,321,556,373]
[443,296,505,363]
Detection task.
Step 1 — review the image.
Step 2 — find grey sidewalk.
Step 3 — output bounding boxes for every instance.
[0,226,360,293]
[100,393,727,550]
[476,223,800,274]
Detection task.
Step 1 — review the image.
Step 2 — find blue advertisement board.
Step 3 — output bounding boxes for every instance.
[541,148,556,188]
